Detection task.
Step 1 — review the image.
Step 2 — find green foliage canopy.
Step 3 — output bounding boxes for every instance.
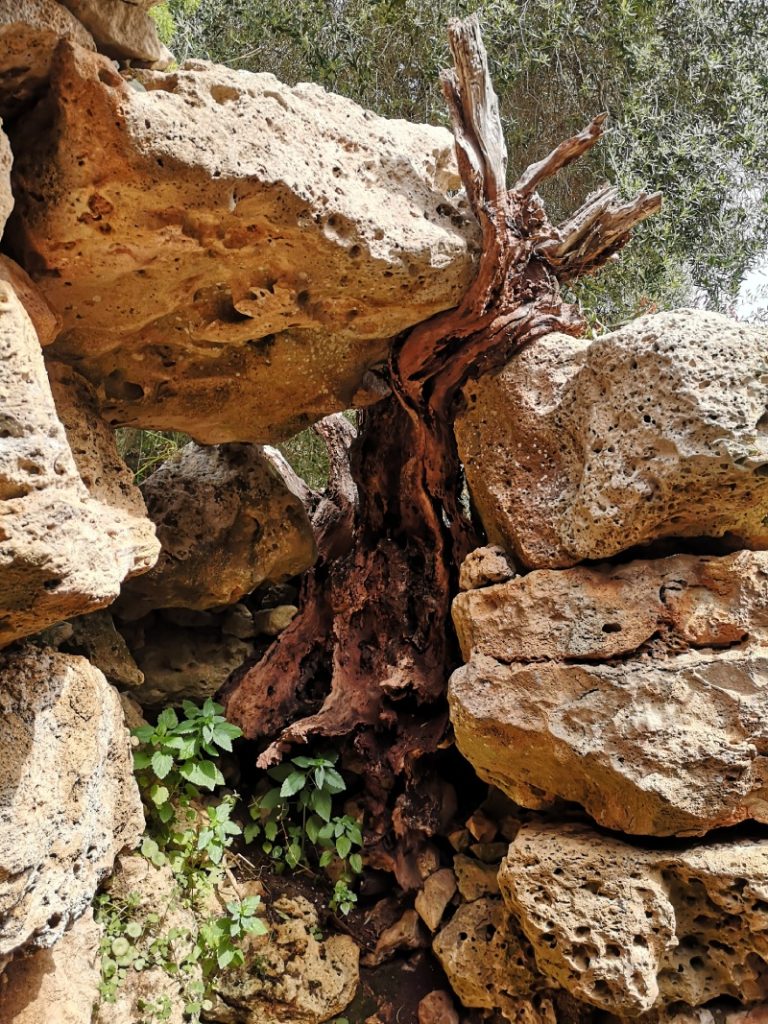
[153,0,768,327]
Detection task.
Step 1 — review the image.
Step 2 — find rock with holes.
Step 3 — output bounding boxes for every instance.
[449,549,768,836]
[117,442,315,619]
[124,618,252,706]
[499,822,768,1016]
[0,909,100,1024]
[9,44,478,444]
[0,646,143,958]
[455,310,768,568]
[58,0,172,65]
[0,0,95,117]
[0,281,158,648]
[0,255,61,345]
[209,895,359,1024]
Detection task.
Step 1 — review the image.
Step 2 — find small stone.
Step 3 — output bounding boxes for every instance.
[415,868,457,932]
[453,854,500,901]
[364,910,429,967]
[417,990,460,1024]
[465,809,498,843]
[221,602,256,639]
[252,604,299,637]
[58,0,172,64]
[458,545,517,591]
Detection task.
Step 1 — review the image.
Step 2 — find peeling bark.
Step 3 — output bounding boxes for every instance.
[223,15,660,834]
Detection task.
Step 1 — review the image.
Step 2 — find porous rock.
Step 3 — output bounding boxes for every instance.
[94,854,200,1024]
[126,619,251,706]
[415,868,457,932]
[0,909,100,1024]
[211,895,359,1024]
[455,310,768,568]
[0,282,158,647]
[119,442,316,618]
[0,646,143,957]
[458,544,517,591]
[0,123,10,239]
[499,822,768,1016]
[64,609,144,688]
[0,0,95,117]
[10,43,478,443]
[59,0,172,64]
[0,254,61,344]
[450,549,768,836]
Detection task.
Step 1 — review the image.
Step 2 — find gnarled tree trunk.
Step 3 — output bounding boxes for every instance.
[222,15,660,858]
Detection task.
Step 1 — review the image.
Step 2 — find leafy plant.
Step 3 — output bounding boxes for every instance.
[245,751,364,913]
[196,895,268,974]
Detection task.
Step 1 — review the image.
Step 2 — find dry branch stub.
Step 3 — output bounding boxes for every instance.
[222,14,659,847]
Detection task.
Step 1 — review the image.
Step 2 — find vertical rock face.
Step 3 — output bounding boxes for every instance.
[0,646,144,958]
[449,550,768,836]
[0,0,95,117]
[118,442,316,618]
[455,310,768,568]
[9,43,478,443]
[0,123,10,239]
[0,282,158,647]
[498,823,768,1016]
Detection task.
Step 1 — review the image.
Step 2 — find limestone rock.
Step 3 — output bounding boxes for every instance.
[10,43,478,443]
[126,619,251,706]
[459,545,518,591]
[64,610,144,688]
[0,0,95,117]
[48,361,159,567]
[0,646,143,957]
[252,603,298,636]
[415,868,457,932]
[59,0,172,64]
[0,282,158,647]
[433,897,542,1019]
[0,255,61,345]
[418,990,460,1024]
[95,854,200,1024]
[453,854,500,901]
[0,909,100,1024]
[455,310,768,568]
[450,550,768,836]
[119,442,315,618]
[0,123,10,240]
[499,822,768,1015]
[211,895,359,1024]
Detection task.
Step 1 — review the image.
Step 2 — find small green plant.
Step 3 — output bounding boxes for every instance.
[245,751,363,913]
[96,699,268,1022]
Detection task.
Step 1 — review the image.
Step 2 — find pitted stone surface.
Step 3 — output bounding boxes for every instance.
[0,123,10,240]
[450,550,768,836]
[499,823,768,1015]
[0,255,61,345]
[0,282,157,647]
[455,310,768,568]
[118,442,316,618]
[11,44,478,443]
[0,647,143,957]
[0,0,95,117]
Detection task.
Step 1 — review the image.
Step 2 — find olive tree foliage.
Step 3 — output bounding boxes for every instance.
[153,0,768,329]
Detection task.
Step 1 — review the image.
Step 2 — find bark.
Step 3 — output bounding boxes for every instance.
[222,15,660,836]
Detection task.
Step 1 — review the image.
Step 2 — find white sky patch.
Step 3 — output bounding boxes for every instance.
[736,256,768,322]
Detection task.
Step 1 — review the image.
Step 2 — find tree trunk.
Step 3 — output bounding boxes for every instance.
[222,15,660,849]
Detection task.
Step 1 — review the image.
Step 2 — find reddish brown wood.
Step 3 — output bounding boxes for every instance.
[222,15,660,835]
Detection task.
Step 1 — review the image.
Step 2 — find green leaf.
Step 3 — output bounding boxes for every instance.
[291,755,314,768]
[125,922,143,939]
[258,787,283,812]
[305,815,321,844]
[280,771,307,797]
[319,849,334,868]
[286,841,302,868]
[323,768,346,794]
[311,789,332,822]
[157,801,175,824]
[132,725,154,744]
[132,750,151,770]
[156,708,178,732]
[336,835,352,859]
[179,759,223,790]
[151,751,174,779]
[243,823,261,844]
[141,837,159,859]
[149,784,170,807]
[264,820,278,841]
[349,852,363,874]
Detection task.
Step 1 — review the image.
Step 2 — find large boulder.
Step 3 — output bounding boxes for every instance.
[0,282,158,647]
[455,310,768,568]
[58,0,172,65]
[449,549,768,836]
[499,822,768,1016]
[118,442,316,618]
[0,0,95,117]
[0,646,144,958]
[10,44,478,443]
[0,254,61,344]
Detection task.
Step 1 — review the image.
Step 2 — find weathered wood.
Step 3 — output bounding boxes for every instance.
[223,14,660,839]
